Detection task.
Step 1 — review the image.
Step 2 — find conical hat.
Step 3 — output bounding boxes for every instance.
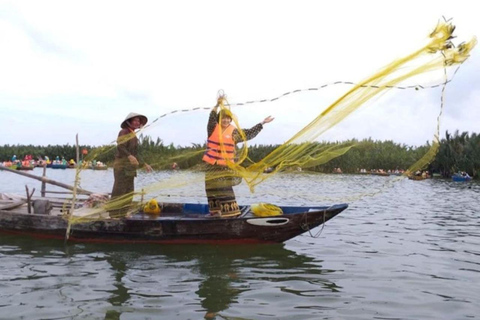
[121,112,148,129]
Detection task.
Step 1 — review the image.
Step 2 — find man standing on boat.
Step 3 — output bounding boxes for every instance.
[110,112,152,215]
[203,94,274,218]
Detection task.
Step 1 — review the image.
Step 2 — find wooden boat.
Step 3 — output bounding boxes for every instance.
[0,199,347,244]
[371,171,389,176]
[408,175,426,181]
[2,164,18,170]
[91,165,108,170]
[36,160,47,167]
[16,165,34,171]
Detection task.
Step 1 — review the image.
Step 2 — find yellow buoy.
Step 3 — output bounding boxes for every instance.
[250,203,283,217]
[144,199,161,215]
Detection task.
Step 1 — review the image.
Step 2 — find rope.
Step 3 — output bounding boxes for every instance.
[143,76,460,129]
[96,67,462,151]
[300,205,332,238]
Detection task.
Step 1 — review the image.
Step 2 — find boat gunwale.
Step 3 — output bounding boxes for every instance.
[0,203,348,244]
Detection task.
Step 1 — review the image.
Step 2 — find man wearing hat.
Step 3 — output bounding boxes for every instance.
[110,112,152,215]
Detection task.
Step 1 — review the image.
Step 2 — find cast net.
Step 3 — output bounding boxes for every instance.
[66,19,476,225]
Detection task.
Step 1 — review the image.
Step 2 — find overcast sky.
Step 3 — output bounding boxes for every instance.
[1,0,478,150]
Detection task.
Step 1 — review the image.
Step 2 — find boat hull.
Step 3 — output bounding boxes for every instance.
[452,175,471,182]
[17,166,34,170]
[91,166,108,170]
[50,164,68,169]
[408,175,426,181]
[0,203,348,244]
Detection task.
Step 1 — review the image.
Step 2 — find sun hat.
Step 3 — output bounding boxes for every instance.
[121,112,148,129]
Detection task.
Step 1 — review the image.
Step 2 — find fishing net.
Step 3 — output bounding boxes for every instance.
[66,19,476,225]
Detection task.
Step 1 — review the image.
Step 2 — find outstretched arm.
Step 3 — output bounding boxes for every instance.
[207,96,224,136]
[234,115,275,142]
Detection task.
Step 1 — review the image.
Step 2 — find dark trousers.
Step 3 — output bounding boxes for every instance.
[109,167,135,215]
[205,165,241,217]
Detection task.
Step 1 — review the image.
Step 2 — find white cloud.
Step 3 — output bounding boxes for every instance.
[0,0,478,149]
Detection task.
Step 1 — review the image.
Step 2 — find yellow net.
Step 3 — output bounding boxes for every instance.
[67,19,476,224]
[217,20,476,188]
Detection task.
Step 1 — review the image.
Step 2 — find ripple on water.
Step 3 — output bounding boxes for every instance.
[1,173,479,319]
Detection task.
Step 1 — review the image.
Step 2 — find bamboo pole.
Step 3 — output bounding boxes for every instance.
[65,134,81,242]
[44,191,83,195]
[0,165,94,195]
[25,185,35,213]
[41,165,47,197]
[76,137,80,165]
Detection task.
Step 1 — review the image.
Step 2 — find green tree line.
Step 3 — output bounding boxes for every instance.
[1,131,478,178]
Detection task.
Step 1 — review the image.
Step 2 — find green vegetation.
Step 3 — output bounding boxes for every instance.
[1,131,478,178]
[430,130,480,178]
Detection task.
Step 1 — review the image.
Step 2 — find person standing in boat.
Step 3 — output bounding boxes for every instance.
[110,112,152,215]
[203,94,274,218]
[11,155,19,165]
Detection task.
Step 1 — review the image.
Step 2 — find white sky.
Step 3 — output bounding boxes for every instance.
[1,0,478,148]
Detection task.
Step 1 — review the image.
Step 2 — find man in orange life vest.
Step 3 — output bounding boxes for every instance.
[202,95,274,217]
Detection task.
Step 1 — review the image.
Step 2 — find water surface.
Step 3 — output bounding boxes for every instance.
[0,169,479,319]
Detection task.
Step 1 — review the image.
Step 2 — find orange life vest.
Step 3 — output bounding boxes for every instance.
[202,124,235,166]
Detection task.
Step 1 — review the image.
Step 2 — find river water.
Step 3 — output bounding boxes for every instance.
[0,168,479,320]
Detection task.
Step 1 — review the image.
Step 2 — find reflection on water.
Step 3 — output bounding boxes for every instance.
[0,236,339,320]
[1,173,480,319]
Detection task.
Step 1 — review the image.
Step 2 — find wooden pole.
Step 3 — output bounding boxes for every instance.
[41,165,47,197]
[25,185,35,213]
[0,165,94,195]
[76,135,80,165]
